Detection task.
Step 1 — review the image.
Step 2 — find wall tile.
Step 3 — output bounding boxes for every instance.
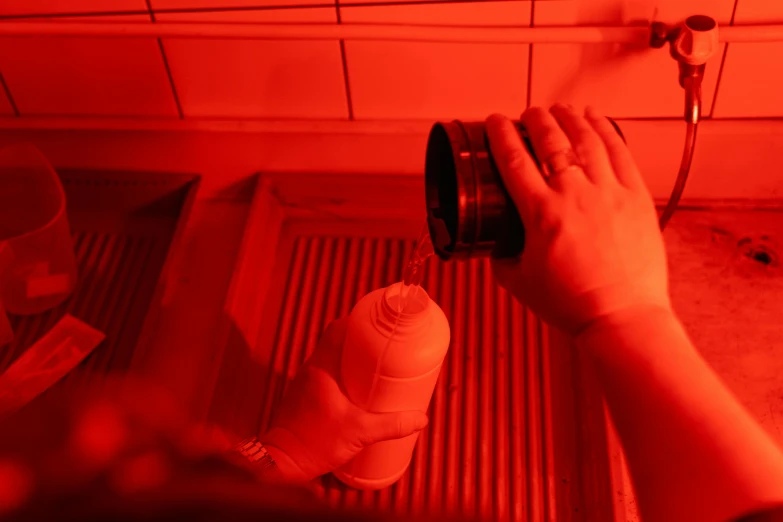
[150,0,330,10]
[0,15,180,117]
[732,0,783,19]
[157,8,348,119]
[0,0,147,17]
[341,1,532,120]
[531,0,735,118]
[712,1,783,118]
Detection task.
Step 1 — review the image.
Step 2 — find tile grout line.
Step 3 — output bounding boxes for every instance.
[0,0,528,20]
[525,1,535,110]
[708,0,739,119]
[157,40,185,119]
[611,116,700,122]
[336,0,355,121]
[145,0,185,120]
[10,115,783,122]
[0,72,21,117]
[151,0,526,11]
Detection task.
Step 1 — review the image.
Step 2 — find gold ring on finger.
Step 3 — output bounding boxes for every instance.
[541,148,583,179]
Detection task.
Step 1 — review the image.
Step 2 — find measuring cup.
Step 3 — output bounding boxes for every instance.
[0,300,10,347]
[0,144,78,317]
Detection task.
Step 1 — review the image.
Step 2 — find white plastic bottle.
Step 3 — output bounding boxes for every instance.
[333,282,450,490]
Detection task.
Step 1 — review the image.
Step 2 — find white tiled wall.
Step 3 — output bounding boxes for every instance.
[531,0,734,118]
[1,0,783,121]
[713,1,783,118]
[157,8,348,119]
[341,1,531,120]
[0,14,179,117]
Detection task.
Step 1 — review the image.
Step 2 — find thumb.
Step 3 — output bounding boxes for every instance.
[359,410,429,446]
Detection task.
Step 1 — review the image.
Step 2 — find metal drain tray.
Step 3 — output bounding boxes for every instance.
[0,169,199,403]
[205,173,615,522]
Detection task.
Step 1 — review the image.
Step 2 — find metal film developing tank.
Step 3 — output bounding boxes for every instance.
[424,118,626,261]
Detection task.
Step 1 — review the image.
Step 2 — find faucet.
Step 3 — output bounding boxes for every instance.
[649,15,719,229]
[651,15,720,124]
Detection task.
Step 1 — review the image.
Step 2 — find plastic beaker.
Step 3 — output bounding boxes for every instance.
[0,144,78,316]
[0,300,11,347]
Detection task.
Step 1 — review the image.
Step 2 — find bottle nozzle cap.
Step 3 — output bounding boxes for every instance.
[383,283,428,316]
[674,15,719,65]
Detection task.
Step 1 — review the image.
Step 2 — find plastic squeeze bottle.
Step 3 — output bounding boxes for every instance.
[333,282,450,490]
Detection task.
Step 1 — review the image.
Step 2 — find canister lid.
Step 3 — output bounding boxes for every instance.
[424,123,459,261]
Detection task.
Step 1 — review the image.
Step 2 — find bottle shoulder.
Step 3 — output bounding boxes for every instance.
[344,290,450,378]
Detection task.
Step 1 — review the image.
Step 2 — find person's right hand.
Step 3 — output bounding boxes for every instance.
[486,105,673,338]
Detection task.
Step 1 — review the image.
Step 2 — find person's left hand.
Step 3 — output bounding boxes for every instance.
[261,317,429,482]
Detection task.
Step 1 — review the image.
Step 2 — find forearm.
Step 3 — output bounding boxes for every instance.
[576,305,783,522]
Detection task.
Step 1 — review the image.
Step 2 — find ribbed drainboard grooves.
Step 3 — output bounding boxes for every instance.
[246,235,556,522]
[0,230,165,397]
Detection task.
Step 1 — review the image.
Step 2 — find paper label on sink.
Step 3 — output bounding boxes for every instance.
[0,314,105,415]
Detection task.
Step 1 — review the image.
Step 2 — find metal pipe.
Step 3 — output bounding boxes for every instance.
[0,22,650,43]
[0,21,780,44]
[720,24,783,43]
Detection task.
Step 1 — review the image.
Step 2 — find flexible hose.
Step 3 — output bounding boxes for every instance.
[659,119,698,230]
[659,66,702,230]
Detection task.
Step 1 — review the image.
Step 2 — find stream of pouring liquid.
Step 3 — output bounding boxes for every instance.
[364,225,434,410]
[397,226,435,313]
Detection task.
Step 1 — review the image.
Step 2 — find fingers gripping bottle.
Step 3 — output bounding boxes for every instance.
[334,282,450,490]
